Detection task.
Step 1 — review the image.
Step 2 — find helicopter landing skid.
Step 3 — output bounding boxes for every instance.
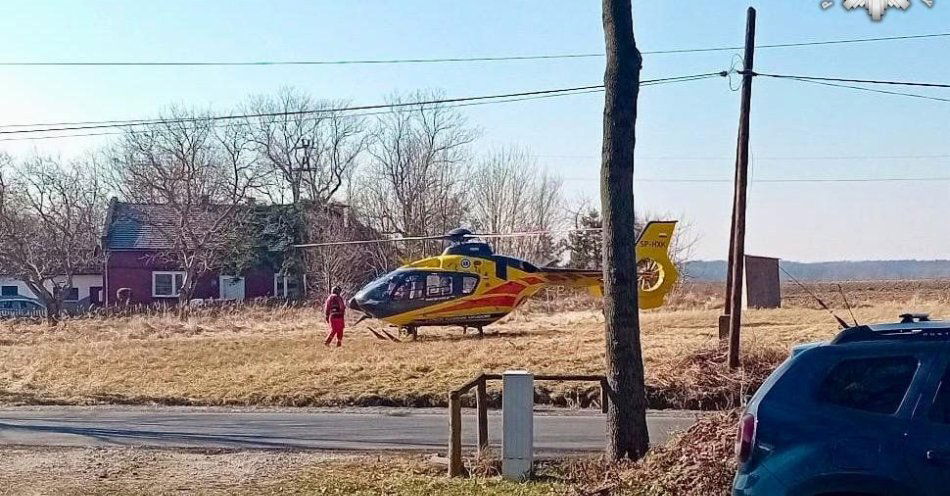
[400,326,419,341]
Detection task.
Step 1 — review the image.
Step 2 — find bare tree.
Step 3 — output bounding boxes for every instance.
[106,108,265,302]
[302,204,396,295]
[469,147,565,262]
[0,154,107,323]
[244,87,367,205]
[354,90,477,258]
[565,201,603,270]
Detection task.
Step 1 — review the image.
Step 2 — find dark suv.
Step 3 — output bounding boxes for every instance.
[734,313,950,496]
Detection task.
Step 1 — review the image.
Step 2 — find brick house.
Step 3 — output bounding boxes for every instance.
[101,201,301,306]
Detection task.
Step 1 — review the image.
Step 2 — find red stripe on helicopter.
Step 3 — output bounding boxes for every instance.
[484,281,527,296]
[439,295,518,312]
[523,276,545,285]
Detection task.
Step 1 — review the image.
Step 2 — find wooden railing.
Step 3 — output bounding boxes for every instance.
[447,373,609,477]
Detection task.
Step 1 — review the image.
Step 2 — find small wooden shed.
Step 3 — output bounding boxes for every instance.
[743,255,781,309]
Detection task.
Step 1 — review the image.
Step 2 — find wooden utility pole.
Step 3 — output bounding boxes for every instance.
[727,7,757,370]
[600,0,649,460]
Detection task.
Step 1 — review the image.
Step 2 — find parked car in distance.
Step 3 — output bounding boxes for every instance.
[0,296,45,318]
[734,313,950,496]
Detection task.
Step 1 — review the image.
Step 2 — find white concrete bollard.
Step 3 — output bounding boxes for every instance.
[502,370,534,481]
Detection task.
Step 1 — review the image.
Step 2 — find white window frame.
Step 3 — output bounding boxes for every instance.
[152,271,186,298]
[274,273,306,298]
[274,274,287,298]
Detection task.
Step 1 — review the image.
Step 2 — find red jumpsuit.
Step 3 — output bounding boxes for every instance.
[324,293,346,347]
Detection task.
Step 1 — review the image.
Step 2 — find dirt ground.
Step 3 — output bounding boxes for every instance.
[0,448,568,496]
[0,280,946,411]
[0,447,322,496]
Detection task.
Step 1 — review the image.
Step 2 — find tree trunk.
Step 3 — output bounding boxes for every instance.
[45,287,62,326]
[179,268,198,304]
[601,0,649,461]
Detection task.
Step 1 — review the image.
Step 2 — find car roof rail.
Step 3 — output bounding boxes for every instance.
[900,312,930,323]
[832,316,950,345]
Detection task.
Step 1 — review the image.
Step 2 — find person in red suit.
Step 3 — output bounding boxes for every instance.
[323,286,346,347]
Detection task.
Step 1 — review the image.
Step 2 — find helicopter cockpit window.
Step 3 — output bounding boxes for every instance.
[392,274,426,300]
[461,275,479,295]
[426,274,453,297]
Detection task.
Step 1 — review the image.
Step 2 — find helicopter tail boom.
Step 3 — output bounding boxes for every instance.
[535,221,679,309]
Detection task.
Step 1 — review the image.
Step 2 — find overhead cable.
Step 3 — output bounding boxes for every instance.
[2,32,948,66]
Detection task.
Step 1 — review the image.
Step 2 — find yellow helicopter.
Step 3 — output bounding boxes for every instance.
[298,221,678,338]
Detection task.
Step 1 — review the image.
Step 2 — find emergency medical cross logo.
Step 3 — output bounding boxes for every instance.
[821,0,935,21]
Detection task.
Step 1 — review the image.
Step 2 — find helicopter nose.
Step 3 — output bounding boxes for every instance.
[347,296,362,312]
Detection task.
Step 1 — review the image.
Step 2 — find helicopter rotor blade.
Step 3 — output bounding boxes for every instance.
[294,234,446,249]
[293,227,605,249]
[476,228,602,239]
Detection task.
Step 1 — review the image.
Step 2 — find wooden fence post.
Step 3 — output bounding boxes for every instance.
[476,375,489,455]
[448,391,463,477]
[599,378,609,414]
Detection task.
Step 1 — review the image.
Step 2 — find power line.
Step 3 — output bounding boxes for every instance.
[564,176,950,184]
[777,77,950,104]
[539,153,950,161]
[0,88,608,142]
[0,84,599,135]
[753,71,950,89]
[2,32,948,67]
[0,72,726,138]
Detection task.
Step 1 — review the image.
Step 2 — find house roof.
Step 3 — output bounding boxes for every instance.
[103,201,244,251]
[104,202,175,250]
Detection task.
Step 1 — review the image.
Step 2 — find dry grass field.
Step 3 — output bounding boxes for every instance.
[0,280,947,410]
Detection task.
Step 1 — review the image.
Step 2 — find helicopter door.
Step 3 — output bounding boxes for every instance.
[495,259,508,280]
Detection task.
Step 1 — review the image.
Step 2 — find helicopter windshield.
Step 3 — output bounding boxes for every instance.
[358,271,404,302]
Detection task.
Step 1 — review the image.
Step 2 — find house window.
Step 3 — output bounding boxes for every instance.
[63,287,80,302]
[274,274,302,298]
[0,286,17,297]
[152,272,185,298]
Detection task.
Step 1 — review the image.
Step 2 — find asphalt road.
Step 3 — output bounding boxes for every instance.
[0,407,700,454]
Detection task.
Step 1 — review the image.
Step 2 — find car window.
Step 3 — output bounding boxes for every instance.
[930,366,950,424]
[816,356,919,415]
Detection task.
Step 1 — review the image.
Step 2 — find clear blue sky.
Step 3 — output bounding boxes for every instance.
[1,1,948,262]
